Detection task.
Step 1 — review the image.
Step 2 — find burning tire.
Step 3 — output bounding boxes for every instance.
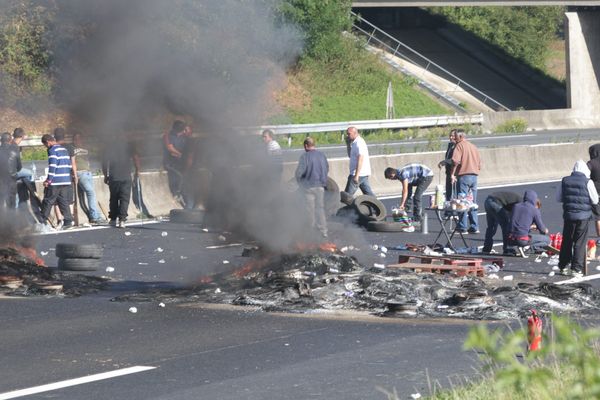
[55,243,103,259]
[367,221,411,232]
[353,195,387,222]
[57,258,100,272]
[169,209,205,224]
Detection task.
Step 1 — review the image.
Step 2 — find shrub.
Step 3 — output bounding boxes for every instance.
[493,118,528,134]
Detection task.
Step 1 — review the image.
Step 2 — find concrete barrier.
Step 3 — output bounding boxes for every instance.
[33,141,598,223]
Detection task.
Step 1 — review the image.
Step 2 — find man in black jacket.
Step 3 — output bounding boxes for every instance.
[437,129,457,201]
[0,132,21,208]
[588,144,600,238]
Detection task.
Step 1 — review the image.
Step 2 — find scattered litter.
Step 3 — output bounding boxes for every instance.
[340,246,349,253]
[156,247,164,253]
[222,260,230,264]
[40,251,48,256]
[392,245,408,251]
[180,256,188,260]
[379,253,386,258]
[484,264,500,273]
[161,232,168,237]
[487,274,500,280]
[535,256,542,263]
[437,305,449,309]
[443,248,455,255]
[128,307,138,313]
[158,302,165,308]
[503,275,514,281]
[548,255,559,266]
[124,231,132,236]
[540,252,549,258]
[549,271,556,277]
[215,288,222,294]
[218,235,227,241]
[380,246,388,253]
[423,246,442,256]
[411,393,422,400]
[158,259,166,264]
[348,245,355,251]
[329,268,339,274]
[371,245,379,251]
[402,226,415,232]
[202,228,209,232]
[552,266,560,271]
[106,267,115,272]
[373,263,385,269]
[206,243,242,249]
[138,262,148,265]
[344,291,354,297]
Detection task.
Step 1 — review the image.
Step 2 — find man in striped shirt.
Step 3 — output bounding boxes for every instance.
[384,164,434,223]
[40,134,74,229]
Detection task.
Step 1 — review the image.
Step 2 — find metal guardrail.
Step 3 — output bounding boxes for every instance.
[259,113,483,135]
[351,12,511,112]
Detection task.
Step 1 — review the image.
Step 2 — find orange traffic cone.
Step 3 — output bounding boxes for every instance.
[527,310,542,352]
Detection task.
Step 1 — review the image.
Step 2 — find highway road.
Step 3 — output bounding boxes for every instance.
[2,180,599,399]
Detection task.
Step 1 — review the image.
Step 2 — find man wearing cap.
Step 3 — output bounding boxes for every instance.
[0,132,21,208]
[40,134,74,229]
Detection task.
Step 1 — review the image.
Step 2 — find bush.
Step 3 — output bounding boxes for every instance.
[493,118,528,134]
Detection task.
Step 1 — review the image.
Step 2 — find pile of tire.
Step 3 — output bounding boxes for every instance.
[336,195,388,228]
[56,243,103,271]
[169,209,205,224]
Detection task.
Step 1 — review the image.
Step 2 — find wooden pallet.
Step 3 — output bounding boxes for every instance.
[388,262,485,277]
[397,254,484,268]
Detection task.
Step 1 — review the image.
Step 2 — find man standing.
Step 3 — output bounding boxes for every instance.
[295,137,329,238]
[556,160,599,277]
[481,191,521,254]
[40,134,74,229]
[437,129,457,201]
[344,126,374,197]
[262,129,283,184]
[163,120,191,205]
[0,132,21,208]
[587,144,600,239]
[73,131,103,224]
[451,129,481,234]
[102,139,140,228]
[384,164,433,223]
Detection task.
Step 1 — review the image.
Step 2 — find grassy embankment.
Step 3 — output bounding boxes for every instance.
[271,38,462,152]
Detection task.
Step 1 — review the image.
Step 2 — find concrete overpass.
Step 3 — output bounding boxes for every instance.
[353,1,600,6]
[352,2,600,128]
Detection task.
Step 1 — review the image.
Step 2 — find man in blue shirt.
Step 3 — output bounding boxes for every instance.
[295,137,329,238]
[40,134,74,229]
[384,164,434,223]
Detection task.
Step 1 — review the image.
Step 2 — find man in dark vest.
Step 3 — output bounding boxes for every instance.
[438,129,457,201]
[556,160,599,277]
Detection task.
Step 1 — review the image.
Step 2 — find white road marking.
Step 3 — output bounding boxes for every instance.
[37,219,162,236]
[555,273,600,285]
[0,366,156,399]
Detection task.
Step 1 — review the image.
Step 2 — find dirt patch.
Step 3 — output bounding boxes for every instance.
[274,73,312,114]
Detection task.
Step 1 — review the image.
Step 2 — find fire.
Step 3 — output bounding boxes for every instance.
[2,243,45,267]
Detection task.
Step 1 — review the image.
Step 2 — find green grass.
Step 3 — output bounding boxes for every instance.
[274,38,450,125]
[21,146,47,161]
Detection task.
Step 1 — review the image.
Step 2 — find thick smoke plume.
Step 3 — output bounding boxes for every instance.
[50,0,340,251]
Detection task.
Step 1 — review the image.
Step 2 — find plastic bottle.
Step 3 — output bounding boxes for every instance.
[31,163,37,181]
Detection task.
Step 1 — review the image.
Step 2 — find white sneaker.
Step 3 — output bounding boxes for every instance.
[118,220,126,229]
[572,271,584,279]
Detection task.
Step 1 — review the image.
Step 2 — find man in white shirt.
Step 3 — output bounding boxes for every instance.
[262,129,283,183]
[344,126,374,196]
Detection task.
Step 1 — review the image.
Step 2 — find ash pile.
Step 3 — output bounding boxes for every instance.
[115,246,600,320]
[0,247,107,297]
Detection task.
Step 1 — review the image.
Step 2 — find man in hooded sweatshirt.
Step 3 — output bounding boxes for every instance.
[507,190,550,254]
[588,144,600,239]
[556,160,599,277]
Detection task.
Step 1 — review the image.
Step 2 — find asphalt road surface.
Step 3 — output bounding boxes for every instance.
[2,180,599,399]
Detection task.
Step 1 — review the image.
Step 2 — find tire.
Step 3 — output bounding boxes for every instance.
[352,195,387,222]
[58,258,100,271]
[55,243,103,259]
[324,177,341,216]
[335,205,360,223]
[367,221,413,232]
[169,209,205,224]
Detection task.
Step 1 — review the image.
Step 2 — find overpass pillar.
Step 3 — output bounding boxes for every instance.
[566,11,600,116]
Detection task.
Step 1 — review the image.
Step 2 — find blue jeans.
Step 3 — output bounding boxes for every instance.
[344,175,375,197]
[483,196,510,253]
[77,171,101,221]
[457,174,478,231]
[14,168,33,207]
